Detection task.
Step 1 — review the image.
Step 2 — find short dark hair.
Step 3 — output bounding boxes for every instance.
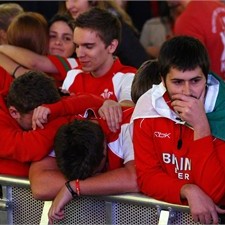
[131,60,161,104]
[49,13,75,32]
[74,7,121,47]
[159,36,210,80]
[54,119,105,180]
[7,71,60,114]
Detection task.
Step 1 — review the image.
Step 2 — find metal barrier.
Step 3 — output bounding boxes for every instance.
[0,175,199,225]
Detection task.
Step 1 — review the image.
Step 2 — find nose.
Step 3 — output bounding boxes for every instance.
[66,0,75,10]
[182,82,191,96]
[55,37,63,46]
[76,46,84,58]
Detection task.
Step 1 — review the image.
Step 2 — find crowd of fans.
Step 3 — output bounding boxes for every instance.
[1,1,225,224]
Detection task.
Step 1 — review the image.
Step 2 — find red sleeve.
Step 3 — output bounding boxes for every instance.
[0,66,13,97]
[0,110,69,162]
[133,118,186,204]
[189,136,225,204]
[45,93,104,119]
[47,55,78,80]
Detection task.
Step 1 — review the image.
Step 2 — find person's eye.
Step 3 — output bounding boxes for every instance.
[173,80,183,85]
[49,35,57,39]
[191,78,201,84]
[63,36,72,42]
[86,45,93,49]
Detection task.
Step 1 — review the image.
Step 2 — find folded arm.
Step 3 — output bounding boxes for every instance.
[0,45,58,73]
[0,52,29,77]
[48,160,138,222]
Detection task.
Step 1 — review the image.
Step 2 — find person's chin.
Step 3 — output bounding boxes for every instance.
[82,66,91,72]
[51,50,63,56]
[80,63,91,72]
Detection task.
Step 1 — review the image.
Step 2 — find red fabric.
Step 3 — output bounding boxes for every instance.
[133,117,225,205]
[99,107,134,170]
[45,93,104,119]
[174,0,225,79]
[0,100,70,177]
[68,58,136,101]
[0,73,105,177]
[150,1,159,17]
[0,66,13,97]
[47,55,78,87]
[69,107,134,171]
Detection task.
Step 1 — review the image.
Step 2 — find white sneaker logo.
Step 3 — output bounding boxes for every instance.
[154,131,170,139]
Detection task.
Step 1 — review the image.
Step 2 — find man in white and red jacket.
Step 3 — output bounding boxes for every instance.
[132,36,225,224]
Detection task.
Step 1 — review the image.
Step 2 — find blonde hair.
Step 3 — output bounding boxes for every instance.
[7,12,49,55]
[0,3,23,31]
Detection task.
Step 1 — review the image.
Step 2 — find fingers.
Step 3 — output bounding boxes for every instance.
[32,119,44,130]
[98,108,106,120]
[192,206,220,224]
[211,210,219,224]
[216,205,225,214]
[192,212,218,224]
[106,106,122,132]
[48,209,64,224]
[32,107,50,130]
[98,102,122,133]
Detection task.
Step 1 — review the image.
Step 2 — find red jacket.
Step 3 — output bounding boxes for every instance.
[62,58,136,102]
[47,55,78,87]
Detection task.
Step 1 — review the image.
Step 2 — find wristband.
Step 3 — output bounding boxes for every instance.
[12,65,22,78]
[65,181,77,198]
[75,179,80,196]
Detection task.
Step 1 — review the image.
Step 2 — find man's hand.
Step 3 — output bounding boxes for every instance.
[98,100,122,132]
[181,184,225,224]
[171,93,210,139]
[32,106,51,130]
[48,182,73,224]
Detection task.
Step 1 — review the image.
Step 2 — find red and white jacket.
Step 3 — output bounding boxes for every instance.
[131,74,225,205]
[61,58,136,102]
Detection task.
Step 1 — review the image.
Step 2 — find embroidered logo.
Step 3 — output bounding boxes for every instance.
[100,89,113,99]
[154,131,170,139]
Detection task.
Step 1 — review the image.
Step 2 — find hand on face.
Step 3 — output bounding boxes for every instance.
[171,92,206,128]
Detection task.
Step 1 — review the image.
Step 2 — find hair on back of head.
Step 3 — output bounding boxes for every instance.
[54,119,105,180]
[7,71,60,114]
[131,59,161,104]
[7,12,48,55]
[0,3,23,31]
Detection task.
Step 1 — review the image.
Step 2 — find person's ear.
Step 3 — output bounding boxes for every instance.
[8,106,20,119]
[107,39,119,54]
